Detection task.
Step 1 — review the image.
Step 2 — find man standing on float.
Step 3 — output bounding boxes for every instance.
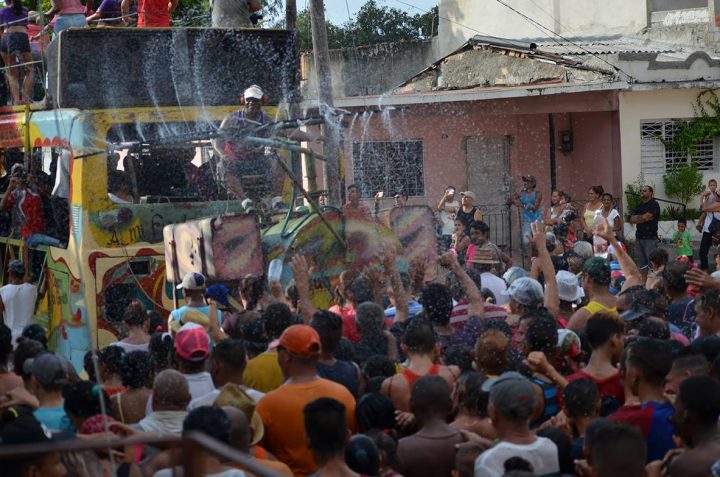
[213,85,321,202]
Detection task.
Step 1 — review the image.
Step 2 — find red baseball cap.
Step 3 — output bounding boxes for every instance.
[279,325,321,357]
[174,323,210,362]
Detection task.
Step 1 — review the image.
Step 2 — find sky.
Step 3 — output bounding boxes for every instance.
[319,0,439,26]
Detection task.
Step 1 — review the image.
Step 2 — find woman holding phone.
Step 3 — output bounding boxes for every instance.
[437,185,460,250]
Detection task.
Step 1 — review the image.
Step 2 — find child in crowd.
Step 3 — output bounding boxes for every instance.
[673,218,694,262]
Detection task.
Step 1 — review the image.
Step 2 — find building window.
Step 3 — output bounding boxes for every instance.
[351,140,425,197]
[640,120,715,174]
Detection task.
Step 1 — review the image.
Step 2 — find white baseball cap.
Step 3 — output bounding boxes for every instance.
[177,272,206,290]
[244,85,264,101]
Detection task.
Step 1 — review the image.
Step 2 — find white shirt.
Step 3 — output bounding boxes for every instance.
[145,371,216,416]
[111,341,149,353]
[474,437,559,477]
[51,150,70,199]
[480,272,509,306]
[1,283,38,347]
[184,371,216,402]
[440,200,459,235]
[703,192,720,233]
[594,208,620,226]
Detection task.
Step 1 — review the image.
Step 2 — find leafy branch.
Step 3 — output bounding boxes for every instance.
[662,89,720,156]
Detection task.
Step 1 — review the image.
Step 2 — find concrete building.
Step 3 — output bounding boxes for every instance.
[300,0,720,251]
[438,0,720,57]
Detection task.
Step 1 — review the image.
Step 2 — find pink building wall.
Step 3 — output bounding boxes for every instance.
[339,91,621,214]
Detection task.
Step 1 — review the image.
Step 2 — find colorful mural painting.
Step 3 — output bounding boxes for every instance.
[5,105,251,370]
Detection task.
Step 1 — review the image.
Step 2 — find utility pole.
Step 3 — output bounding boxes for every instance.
[308,0,342,206]
[286,0,297,30]
[285,0,304,203]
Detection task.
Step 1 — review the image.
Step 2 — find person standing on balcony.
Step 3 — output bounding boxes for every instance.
[0,0,35,104]
[122,0,176,27]
[211,0,260,27]
[629,185,660,279]
[45,0,87,37]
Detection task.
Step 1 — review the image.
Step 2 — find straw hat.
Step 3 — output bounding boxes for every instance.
[213,384,265,446]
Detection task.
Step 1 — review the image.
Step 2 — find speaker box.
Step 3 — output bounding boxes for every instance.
[46,28,299,109]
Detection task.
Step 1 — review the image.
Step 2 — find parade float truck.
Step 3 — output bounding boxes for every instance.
[0,28,437,370]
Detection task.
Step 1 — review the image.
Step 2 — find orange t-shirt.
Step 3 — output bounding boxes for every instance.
[257,378,357,476]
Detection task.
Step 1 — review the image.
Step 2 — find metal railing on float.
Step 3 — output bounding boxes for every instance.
[0,431,287,477]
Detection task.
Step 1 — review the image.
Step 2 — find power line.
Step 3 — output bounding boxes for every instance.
[345,0,363,73]
[491,0,635,81]
[390,0,505,41]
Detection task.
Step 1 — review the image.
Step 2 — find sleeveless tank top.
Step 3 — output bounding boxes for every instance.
[521,190,541,223]
[456,207,477,233]
[530,376,560,428]
[401,364,441,389]
[581,300,618,315]
[224,110,267,160]
[584,205,600,229]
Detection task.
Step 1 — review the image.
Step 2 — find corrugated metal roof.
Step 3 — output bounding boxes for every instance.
[535,38,678,56]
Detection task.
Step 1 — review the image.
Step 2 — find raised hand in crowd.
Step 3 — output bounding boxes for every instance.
[594,218,642,290]
[531,220,559,317]
[365,262,387,306]
[290,254,319,322]
[408,254,429,295]
[685,268,720,289]
[439,251,484,318]
[382,243,409,324]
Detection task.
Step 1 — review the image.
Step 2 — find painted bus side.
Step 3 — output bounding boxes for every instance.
[3,105,286,369]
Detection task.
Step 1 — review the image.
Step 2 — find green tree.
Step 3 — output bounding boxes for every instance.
[296,8,347,50]
[348,0,437,46]
[663,163,705,208]
[295,1,438,50]
[625,173,649,219]
[172,0,210,27]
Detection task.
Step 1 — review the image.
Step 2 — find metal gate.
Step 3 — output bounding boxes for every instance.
[465,136,513,252]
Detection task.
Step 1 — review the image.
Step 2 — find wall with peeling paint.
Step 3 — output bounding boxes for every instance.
[301,39,440,99]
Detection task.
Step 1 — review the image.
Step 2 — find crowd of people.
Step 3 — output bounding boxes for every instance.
[3,177,720,476]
